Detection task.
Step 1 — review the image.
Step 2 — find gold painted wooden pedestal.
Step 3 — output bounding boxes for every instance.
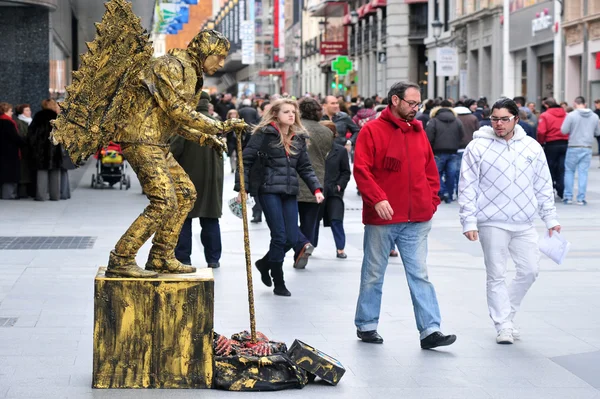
[93,267,214,389]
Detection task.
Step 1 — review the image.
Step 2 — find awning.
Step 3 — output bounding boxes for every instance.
[364,3,377,15]
[357,5,366,18]
[371,0,387,7]
[308,1,347,17]
[342,13,352,26]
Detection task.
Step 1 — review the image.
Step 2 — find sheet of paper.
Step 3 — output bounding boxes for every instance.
[539,231,571,265]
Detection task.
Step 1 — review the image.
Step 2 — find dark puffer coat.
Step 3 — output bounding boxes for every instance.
[28,109,63,170]
[235,124,322,196]
[425,107,465,153]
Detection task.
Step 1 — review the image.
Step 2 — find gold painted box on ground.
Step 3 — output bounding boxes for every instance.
[93,267,214,389]
[287,339,345,385]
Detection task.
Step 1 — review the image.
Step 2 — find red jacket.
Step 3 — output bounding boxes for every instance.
[537,107,568,144]
[354,107,440,225]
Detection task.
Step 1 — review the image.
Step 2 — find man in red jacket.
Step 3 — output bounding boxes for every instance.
[353,82,456,349]
[537,97,568,198]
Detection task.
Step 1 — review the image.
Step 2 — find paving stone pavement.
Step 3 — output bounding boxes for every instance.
[0,158,599,399]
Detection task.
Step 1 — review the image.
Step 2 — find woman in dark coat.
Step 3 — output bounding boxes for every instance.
[28,99,63,201]
[235,99,324,297]
[14,104,34,197]
[319,120,351,258]
[0,102,25,199]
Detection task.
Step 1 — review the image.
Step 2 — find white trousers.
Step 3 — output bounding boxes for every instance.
[478,226,540,332]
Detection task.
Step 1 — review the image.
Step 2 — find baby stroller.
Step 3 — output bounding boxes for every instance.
[91,142,131,190]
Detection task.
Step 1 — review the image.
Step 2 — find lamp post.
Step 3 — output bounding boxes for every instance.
[431,19,443,98]
[431,19,443,47]
[350,10,359,25]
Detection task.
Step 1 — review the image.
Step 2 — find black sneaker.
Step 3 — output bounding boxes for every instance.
[207,263,220,268]
[356,330,384,344]
[420,331,456,349]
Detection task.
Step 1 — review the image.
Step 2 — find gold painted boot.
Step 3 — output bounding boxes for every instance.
[106,250,159,278]
[146,253,197,274]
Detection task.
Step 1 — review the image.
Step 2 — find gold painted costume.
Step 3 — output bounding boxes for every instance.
[51,0,247,278]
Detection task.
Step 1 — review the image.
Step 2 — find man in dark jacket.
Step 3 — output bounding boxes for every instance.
[238,98,260,125]
[472,98,486,121]
[214,93,236,121]
[537,97,568,198]
[321,95,360,144]
[426,101,465,203]
[171,92,225,268]
[294,98,333,269]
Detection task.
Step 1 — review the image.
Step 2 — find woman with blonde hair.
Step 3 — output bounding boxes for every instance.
[235,99,324,296]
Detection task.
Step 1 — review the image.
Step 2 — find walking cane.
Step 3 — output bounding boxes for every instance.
[235,130,257,344]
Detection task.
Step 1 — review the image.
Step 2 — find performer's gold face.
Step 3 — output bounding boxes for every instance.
[203,55,225,75]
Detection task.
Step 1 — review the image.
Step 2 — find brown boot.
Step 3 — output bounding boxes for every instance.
[106,250,159,278]
[146,254,196,274]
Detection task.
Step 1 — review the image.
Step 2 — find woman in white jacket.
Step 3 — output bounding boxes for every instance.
[458,98,561,345]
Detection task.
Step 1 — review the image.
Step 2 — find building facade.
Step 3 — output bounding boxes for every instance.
[508,0,562,106]
[450,0,503,101]
[563,0,600,103]
[0,0,153,111]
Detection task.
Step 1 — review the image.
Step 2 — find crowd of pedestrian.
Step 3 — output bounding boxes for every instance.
[0,99,73,201]
[4,80,598,350]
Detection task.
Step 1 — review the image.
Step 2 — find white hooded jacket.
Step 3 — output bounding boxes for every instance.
[458,124,559,233]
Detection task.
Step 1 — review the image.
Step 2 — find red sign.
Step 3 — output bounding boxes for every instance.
[320,41,348,55]
[596,52,600,69]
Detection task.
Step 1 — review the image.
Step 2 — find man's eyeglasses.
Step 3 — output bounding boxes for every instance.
[401,98,421,109]
[490,116,516,124]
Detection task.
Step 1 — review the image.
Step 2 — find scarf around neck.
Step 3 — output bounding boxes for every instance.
[18,114,32,125]
[377,107,422,172]
[0,113,17,129]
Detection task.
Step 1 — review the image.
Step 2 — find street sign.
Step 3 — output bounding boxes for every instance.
[332,56,353,76]
[320,41,347,56]
[436,47,458,77]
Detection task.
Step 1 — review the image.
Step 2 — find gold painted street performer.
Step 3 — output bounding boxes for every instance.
[51,0,247,278]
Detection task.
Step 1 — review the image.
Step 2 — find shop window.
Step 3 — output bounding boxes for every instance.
[49,40,68,101]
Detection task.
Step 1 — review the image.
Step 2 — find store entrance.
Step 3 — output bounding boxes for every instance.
[540,57,554,100]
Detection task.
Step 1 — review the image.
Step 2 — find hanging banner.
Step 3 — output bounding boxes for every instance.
[241,20,255,65]
[274,0,279,62]
[278,0,285,62]
[152,0,192,34]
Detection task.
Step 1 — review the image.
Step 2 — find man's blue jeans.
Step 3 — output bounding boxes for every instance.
[435,153,459,200]
[355,221,442,339]
[259,194,299,262]
[563,147,592,202]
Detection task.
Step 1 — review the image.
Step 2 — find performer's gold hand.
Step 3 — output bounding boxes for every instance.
[223,118,248,133]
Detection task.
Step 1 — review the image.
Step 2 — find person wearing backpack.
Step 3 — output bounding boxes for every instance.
[235,99,324,297]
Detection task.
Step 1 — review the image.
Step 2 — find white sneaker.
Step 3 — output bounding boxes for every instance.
[496,328,514,344]
[512,328,521,340]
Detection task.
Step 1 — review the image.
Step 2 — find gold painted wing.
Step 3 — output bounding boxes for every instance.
[51,0,153,165]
